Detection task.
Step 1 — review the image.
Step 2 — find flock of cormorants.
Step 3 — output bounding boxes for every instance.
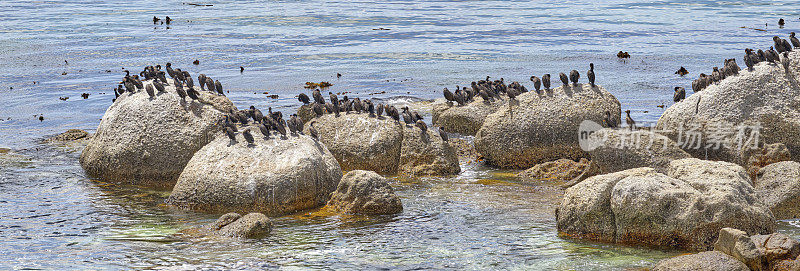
[113,63,309,146]
[113,63,225,103]
[297,89,448,142]
[218,105,312,146]
[691,33,798,93]
[440,63,597,106]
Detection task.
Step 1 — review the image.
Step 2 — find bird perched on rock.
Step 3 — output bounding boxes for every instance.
[309,121,319,140]
[675,66,688,76]
[175,82,187,100]
[388,106,400,122]
[774,36,789,53]
[198,74,207,91]
[542,74,551,90]
[242,128,255,145]
[251,106,264,123]
[603,111,617,128]
[443,87,455,102]
[353,98,363,113]
[225,127,236,141]
[298,93,310,104]
[559,72,569,87]
[569,70,580,86]
[145,84,155,98]
[530,76,541,94]
[257,123,270,139]
[673,87,685,103]
[415,120,428,132]
[312,89,325,104]
[587,63,595,87]
[205,77,216,93]
[185,76,194,89]
[744,49,756,71]
[329,92,339,108]
[767,47,780,63]
[401,107,413,124]
[313,103,324,117]
[376,103,384,118]
[275,119,287,137]
[215,80,223,94]
[438,127,448,141]
[186,87,199,100]
[625,110,636,130]
[289,114,303,135]
[153,81,166,93]
[791,32,800,49]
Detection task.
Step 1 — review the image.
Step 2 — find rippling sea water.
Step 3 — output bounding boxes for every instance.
[2,0,800,269]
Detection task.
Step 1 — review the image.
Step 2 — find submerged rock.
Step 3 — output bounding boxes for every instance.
[80,78,235,189]
[587,128,691,174]
[49,129,89,142]
[652,251,750,271]
[167,128,342,216]
[183,212,272,239]
[556,158,775,251]
[326,170,402,215]
[516,158,596,187]
[656,51,800,165]
[303,112,460,176]
[431,96,507,136]
[755,161,800,219]
[475,84,621,169]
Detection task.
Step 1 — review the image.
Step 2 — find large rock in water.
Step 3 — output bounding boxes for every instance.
[656,51,800,165]
[431,96,507,136]
[166,129,342,216]
[303,112,460,176]
[755,161,800,219]
[326,170,402,215]
[588,128,692,174]
[475,84,621,169]
[652,251,750,271]
[80,78,235,189]
[556,158,775,251]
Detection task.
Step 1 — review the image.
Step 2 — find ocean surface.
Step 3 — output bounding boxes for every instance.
[2,0,800,269]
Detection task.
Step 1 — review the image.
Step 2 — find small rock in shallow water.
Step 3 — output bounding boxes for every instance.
[49,129,89,142]
[327,170,402,215]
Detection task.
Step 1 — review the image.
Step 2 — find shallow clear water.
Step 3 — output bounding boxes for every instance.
[2,0,800,269]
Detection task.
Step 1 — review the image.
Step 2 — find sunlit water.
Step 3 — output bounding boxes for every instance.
[2,0,800,269]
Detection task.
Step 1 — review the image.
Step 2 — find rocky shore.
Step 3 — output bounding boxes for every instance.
[71,50,800,269]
